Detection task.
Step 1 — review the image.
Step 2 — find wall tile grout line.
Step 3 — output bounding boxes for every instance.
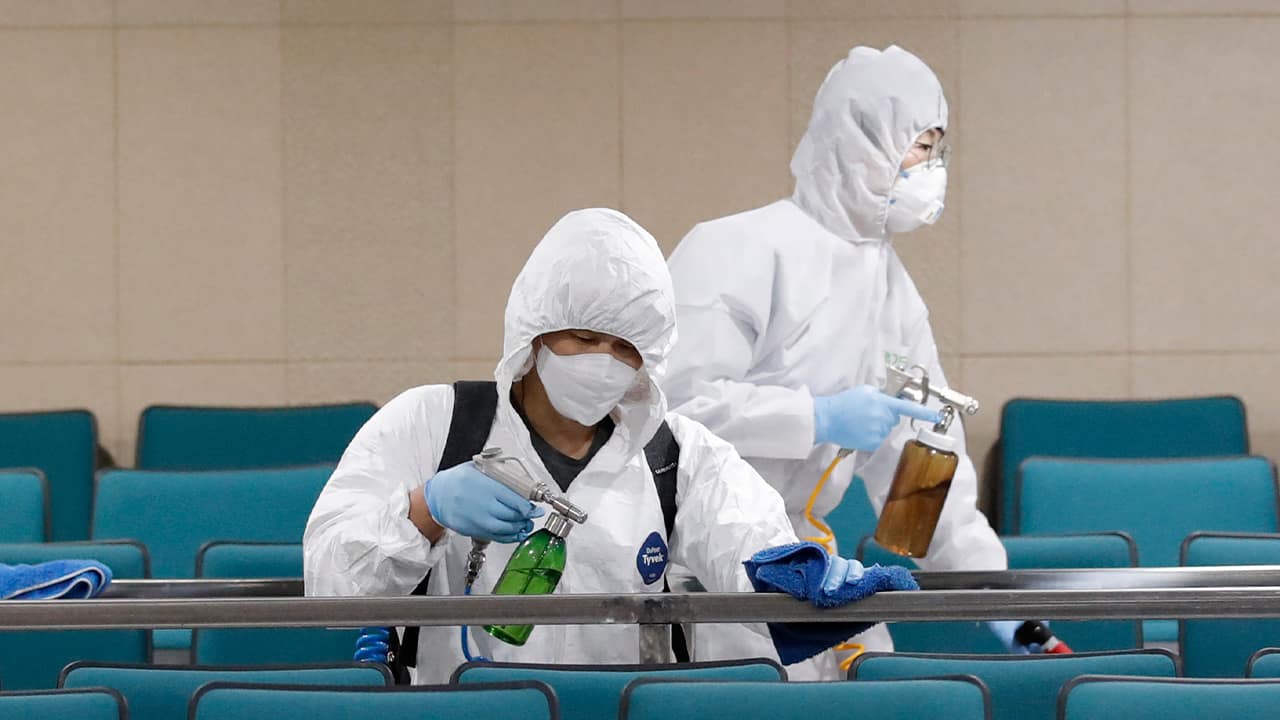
[954,16,966,372]
[447,14,460,376]
[278,9,290,401]
[449,16,461,369]
[112,0,124,458]
[1123,5,1134,396]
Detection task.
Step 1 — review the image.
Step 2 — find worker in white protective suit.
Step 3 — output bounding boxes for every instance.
[305,208,817,684]
[663,46,1023,680]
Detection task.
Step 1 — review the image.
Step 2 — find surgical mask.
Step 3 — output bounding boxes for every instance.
[535,344,638,425]
[885,162,947,234]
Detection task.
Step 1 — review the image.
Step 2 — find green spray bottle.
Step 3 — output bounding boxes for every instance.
[484,511,573,645]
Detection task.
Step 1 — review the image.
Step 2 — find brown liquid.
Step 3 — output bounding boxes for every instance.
[875,439,959,558]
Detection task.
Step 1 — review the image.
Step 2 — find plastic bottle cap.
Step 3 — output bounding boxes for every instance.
[916,426,957,452]
[544,512,572,538]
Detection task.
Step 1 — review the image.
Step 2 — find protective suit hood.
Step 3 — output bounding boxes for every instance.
[790,45,948,244]
[498,208,677,455]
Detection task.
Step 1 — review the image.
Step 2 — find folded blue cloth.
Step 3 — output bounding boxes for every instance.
[0,560,112,600]
[744,541,918,665]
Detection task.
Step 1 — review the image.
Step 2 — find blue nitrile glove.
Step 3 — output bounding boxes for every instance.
[424,461,546,543]
[813,385,943,452]
[987,620,1042,654]
[821,554,868,595]
[354,627,391,663]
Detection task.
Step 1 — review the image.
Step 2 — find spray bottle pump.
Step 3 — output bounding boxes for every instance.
[461,448,588,653]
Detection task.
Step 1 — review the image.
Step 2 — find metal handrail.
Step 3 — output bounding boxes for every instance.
[6,586,1280,630]
[12,568,1280,664]
[95,566,1280,599]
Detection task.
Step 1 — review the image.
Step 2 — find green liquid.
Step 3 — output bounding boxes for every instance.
[484,528,566,646]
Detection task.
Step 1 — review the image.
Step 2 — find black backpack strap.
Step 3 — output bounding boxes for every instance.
[644,420,687,662]
[439,381,500,470]
[643,421,679,539]
[396,381,500,678]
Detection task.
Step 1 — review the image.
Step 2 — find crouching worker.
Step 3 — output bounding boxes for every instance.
[303,208,915,684]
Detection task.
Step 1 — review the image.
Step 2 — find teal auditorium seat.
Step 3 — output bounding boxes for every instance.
[1018,456,1277,643]
[91,466,332,653]
[829,475,879,554]
[1015,458,1279,557]
[1247,648,1280,678]
[0,541,150,689]
[60,663,392,720]
[0,688,126,720]
[191,682,558,720]
[194,542,356,665]
[620,677,990,720]
[91,467,332,579]
[996,396,1248,533]
[0,469,49,542]
[453,659,784,720]
[0,409,99,541]
[851,649,1177,720]
[136,403,376,470]
[857,533,1142,653]
[1059,676,1280,720]
[1180,532,1280,677]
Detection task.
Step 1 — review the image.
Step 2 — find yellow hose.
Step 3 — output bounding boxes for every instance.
[803,451,866,670]
[801,455,846,553]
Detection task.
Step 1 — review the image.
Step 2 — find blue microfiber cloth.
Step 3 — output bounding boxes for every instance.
[744,541,918,665]
[0,560,112,600]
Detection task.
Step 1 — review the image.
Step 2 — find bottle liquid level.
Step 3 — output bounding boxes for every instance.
[875,436,959,558]
[484,514,569,646]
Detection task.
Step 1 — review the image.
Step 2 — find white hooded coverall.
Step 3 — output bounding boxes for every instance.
[304,208,798,684]
[663,46,1007,678]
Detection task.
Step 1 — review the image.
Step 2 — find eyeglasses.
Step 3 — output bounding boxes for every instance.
[909,140,951,169]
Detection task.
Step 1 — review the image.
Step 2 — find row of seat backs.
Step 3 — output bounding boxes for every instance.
[89,466,333,579]
[28,652,1280,720]
[454,661,989,720]
[851,648,1177,720]
[28,660,783,720]
[852,649,1280,720]
[0,403,375,541]
[450,654,1280,720]
[0,464,342,567]
[857,531,1142,653]
[31,665,990,720]
[1013,455,1279,567]
[1011,454,1277,647]
[453,659,786,720]
[0,541,355,689]
[856,531,1280,677]
[0,682,555,720]
[20,669,1280,720]
[993,395,1250,533]
[1,395,1254,540]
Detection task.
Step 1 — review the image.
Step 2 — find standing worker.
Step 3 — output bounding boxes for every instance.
[663,46,1030,679]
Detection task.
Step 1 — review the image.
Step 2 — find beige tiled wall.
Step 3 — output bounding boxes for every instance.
[2,1,1278,489]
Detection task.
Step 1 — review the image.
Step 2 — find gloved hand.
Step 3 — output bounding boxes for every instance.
[987,620,1041,654]
[424,461,546,543]
[813,385,943,452]
[821,554,868,595]
[354,627,391,663]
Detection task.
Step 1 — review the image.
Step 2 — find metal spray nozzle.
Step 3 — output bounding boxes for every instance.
[883,361,981,432]
[473,448,589,524]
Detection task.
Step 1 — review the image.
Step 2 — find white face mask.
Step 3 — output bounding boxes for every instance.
[535,344,639,426]
[885,162,947,234]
